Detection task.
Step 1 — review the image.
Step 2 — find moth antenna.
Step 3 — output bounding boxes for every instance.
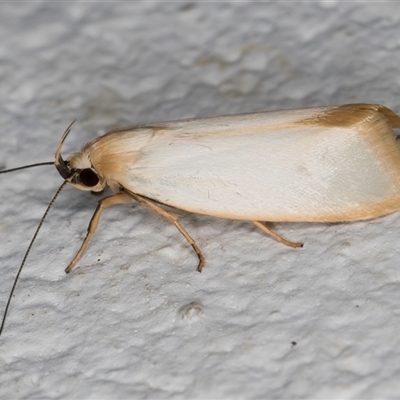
[0,161,54,174]
[0,180,68,337]
[0,120,75,176]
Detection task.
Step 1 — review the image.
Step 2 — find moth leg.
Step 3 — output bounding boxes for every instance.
[124,190,205,272]
[65,193,134,273]
[252,221,303,248]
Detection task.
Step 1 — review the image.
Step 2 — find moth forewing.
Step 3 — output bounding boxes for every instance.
[85,103,400,221]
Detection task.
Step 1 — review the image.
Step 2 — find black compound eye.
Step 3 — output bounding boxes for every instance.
[79,168,100,187]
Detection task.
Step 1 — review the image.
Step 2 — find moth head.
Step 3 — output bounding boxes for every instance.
[55,121,107,193]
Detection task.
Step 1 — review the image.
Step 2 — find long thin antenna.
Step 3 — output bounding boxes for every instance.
[0,180,68,337]
[0,162,54,174]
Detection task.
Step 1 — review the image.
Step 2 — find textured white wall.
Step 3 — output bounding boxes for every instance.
[1,2,400,399]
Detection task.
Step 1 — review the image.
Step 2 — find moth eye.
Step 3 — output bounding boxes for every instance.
[79,168,99,187]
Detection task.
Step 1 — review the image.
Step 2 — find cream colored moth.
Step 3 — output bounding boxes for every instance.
[1,103,400,335]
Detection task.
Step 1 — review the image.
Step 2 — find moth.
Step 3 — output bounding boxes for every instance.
[1,103,400,335]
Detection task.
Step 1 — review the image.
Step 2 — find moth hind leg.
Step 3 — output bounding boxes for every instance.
[252,221,303,248]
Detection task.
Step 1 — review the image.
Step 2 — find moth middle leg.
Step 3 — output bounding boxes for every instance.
[123,189,205,272]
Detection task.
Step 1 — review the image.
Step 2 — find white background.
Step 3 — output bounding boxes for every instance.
[1,2,400,399]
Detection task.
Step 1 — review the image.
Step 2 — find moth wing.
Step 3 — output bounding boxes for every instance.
[93,104,400,222]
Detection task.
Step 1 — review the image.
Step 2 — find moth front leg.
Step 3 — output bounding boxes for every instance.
[65,193,134,273]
